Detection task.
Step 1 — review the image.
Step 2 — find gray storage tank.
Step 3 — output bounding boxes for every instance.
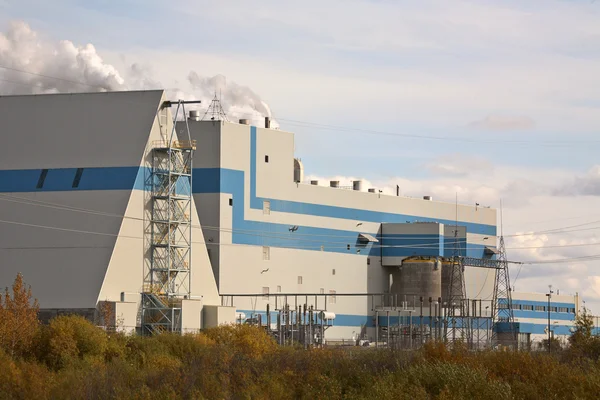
[441,260,464,304]
[390,257,442,304]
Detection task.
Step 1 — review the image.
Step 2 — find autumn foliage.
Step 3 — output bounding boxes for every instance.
[1,273,600,398]
[0,273,39,357]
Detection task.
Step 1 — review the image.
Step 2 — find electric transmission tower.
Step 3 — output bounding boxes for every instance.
[202,92,229,122]
[490,203,516,349]
[445,197,469,344]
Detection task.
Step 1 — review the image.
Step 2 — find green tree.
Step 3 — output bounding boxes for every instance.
[0,273,40,357]
[568,306,594,347]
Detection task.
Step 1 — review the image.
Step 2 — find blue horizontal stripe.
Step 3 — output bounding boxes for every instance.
[513,310,574,321]
[0,167,143,192]
[510,299,575,309]
[236,309,372,327]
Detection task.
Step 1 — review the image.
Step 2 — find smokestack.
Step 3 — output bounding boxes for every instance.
[189,110,201,121]
[396,185,400,197]
[265,117,271,129]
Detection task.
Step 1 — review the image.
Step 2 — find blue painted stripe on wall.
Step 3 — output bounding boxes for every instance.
[510,299,575,309]
[512,310,574,321]
[0,167,142,192]
[496,322,574,335]
[237,310,577,334]
[236,309,372,327]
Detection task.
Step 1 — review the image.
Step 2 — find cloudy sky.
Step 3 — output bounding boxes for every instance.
[2,0,600,311]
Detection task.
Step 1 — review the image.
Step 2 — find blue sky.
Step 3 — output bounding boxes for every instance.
[2,0,600,308]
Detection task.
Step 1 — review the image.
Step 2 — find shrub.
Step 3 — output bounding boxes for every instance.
[37,315,108,369]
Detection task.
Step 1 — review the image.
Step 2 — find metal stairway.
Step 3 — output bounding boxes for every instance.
[142,100,197,335]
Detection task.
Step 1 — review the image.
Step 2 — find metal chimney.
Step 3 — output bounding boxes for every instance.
[265,117,271,128]
[189,110,201,121]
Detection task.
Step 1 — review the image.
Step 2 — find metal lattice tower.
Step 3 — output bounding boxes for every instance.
[490,234,516,348]
[202,93,229,122]
[445,226,469,344]
[142,100,197,335]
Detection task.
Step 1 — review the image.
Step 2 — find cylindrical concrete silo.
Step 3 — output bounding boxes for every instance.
[390,257,442,305]
[441,260,464,305]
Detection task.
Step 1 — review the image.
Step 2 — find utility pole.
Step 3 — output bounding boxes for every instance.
[546,285,553,353]
[491,201,516,349]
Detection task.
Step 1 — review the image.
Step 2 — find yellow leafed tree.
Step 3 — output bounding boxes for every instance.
[0,273,40,357]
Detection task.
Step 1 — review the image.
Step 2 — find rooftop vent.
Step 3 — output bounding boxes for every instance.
[423,196,433,201]
[265,117,271,128]
[353,180,363,191]
[293,158,304,183]
[310,180,319,185]
[188,110,201,121]
[239,119,250,125]
[330,180,340,188]
[368,188,376,193]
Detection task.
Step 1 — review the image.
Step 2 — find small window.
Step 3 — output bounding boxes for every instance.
[332,269,336,276]
[72,168,84,188]
[511,304,521,310]
[559,307,569,313]
[329,290,337,304]
[262,286,269,300]
[276,285,281,293]
[498,303,508,309]
[229,198,233,206]
[36,169,48,189]
[262,246,270,260]
[570,308,576,313]
[263,200,271,215]
[550,307,558,312]
[297,276,303,285]
[265,155,269,163]
[535,306,545,312]
[522,305,533,311]
[367,258,371,265]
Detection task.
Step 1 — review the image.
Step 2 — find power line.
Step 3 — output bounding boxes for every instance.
[0,64,108,90]
[3,193,600,252]
[2,65,600,147]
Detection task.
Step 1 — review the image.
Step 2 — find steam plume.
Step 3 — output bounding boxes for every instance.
[0,21,277,126]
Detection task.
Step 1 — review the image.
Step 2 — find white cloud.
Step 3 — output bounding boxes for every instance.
[554,165,600,196]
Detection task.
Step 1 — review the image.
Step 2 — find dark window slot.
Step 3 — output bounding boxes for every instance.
[72,168,84,188]
[36,169,48,189]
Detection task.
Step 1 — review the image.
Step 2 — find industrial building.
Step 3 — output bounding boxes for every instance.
[0,89,572,345]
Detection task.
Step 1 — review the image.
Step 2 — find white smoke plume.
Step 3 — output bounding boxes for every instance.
[188,71,279,128]
[0,21,277,126]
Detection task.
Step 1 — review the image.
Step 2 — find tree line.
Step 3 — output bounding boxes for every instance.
[2,273,600,399]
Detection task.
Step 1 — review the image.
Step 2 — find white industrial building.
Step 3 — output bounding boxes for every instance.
[0,90,507,341]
